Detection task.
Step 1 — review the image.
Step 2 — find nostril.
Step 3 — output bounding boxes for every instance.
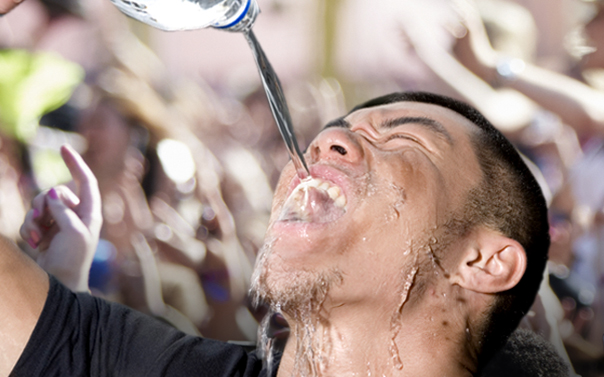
[331,145,347,155]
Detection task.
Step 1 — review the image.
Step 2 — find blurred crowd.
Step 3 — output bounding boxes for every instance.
[1,0,603,375]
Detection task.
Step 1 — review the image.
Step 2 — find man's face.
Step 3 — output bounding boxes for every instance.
[253,101,483,313]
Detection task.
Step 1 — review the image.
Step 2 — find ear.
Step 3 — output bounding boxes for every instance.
[451,227,527,294]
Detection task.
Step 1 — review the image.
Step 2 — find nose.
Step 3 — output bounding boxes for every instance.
[308,127,364,165]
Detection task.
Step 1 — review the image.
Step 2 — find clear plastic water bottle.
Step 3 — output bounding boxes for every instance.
[110,0,259,32]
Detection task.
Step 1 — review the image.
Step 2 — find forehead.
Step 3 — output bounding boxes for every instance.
[343,101,479,140]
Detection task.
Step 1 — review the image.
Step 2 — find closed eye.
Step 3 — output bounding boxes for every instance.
[385,133,419,143]
[382,133,429,151]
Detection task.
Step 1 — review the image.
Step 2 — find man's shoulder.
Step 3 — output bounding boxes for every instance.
[478,329,571,377]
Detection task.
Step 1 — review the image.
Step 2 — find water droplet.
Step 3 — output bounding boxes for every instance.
[389,266,418,372]
[256,314,276,376]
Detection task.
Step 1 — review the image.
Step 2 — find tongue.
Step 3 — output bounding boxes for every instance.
[279,186,345,223]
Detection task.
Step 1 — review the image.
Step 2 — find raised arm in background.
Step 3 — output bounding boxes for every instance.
[454,0,604,138]
[398,2,537,134]
[19,144,103,292]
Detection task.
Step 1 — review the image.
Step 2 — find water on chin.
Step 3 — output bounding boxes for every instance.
[278,186,345,224]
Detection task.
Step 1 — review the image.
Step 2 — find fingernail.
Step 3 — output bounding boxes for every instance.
[27,238,37,249]
[32,208,40,219]
[30,230,40,243]
[48,188,58,200]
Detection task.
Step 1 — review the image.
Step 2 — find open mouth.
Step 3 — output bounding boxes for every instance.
[278,177,347,223]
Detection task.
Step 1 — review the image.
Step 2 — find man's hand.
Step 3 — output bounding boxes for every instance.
[20,145,102,292]
[451,0,500,82]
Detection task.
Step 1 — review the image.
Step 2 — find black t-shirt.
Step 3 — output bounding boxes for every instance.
[12,277,572,377]
[11,276,275,377]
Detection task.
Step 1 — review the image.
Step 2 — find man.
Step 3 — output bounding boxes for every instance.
[7,92,553,376]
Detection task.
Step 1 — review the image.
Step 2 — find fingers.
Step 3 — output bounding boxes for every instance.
[31,185,80,219]
[451,0,480,26]
[20,209,43,249]
[21,186,84,250]
[60,144,102,229]
[45,187,86,235]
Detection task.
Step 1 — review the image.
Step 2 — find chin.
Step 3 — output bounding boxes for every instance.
[250,239,343,314]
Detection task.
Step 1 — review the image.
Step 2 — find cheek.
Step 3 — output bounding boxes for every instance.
[351,163,436,262]
[379,151,443,222]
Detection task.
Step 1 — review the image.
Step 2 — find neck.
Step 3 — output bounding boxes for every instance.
[274,289,479,377]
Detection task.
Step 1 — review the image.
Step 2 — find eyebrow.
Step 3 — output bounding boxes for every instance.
[323,116,453,145]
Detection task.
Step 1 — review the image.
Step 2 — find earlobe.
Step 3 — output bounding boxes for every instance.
[452,227,527,294]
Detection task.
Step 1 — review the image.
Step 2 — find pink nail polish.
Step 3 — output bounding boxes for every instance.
[32,208,40,218]
[48,188,58,200]
[27,238,37,248]
[30,230,40,243]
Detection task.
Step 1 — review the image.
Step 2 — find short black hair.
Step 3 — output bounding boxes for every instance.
[349,92,550,366]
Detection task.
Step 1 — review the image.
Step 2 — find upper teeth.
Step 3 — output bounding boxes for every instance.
[294,177,347,208]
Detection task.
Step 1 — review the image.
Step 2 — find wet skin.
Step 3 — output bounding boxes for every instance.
[259,101,484,314]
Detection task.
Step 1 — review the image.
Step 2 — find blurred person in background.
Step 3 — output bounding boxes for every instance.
[69,68,265,341]
[453,0,604,138]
